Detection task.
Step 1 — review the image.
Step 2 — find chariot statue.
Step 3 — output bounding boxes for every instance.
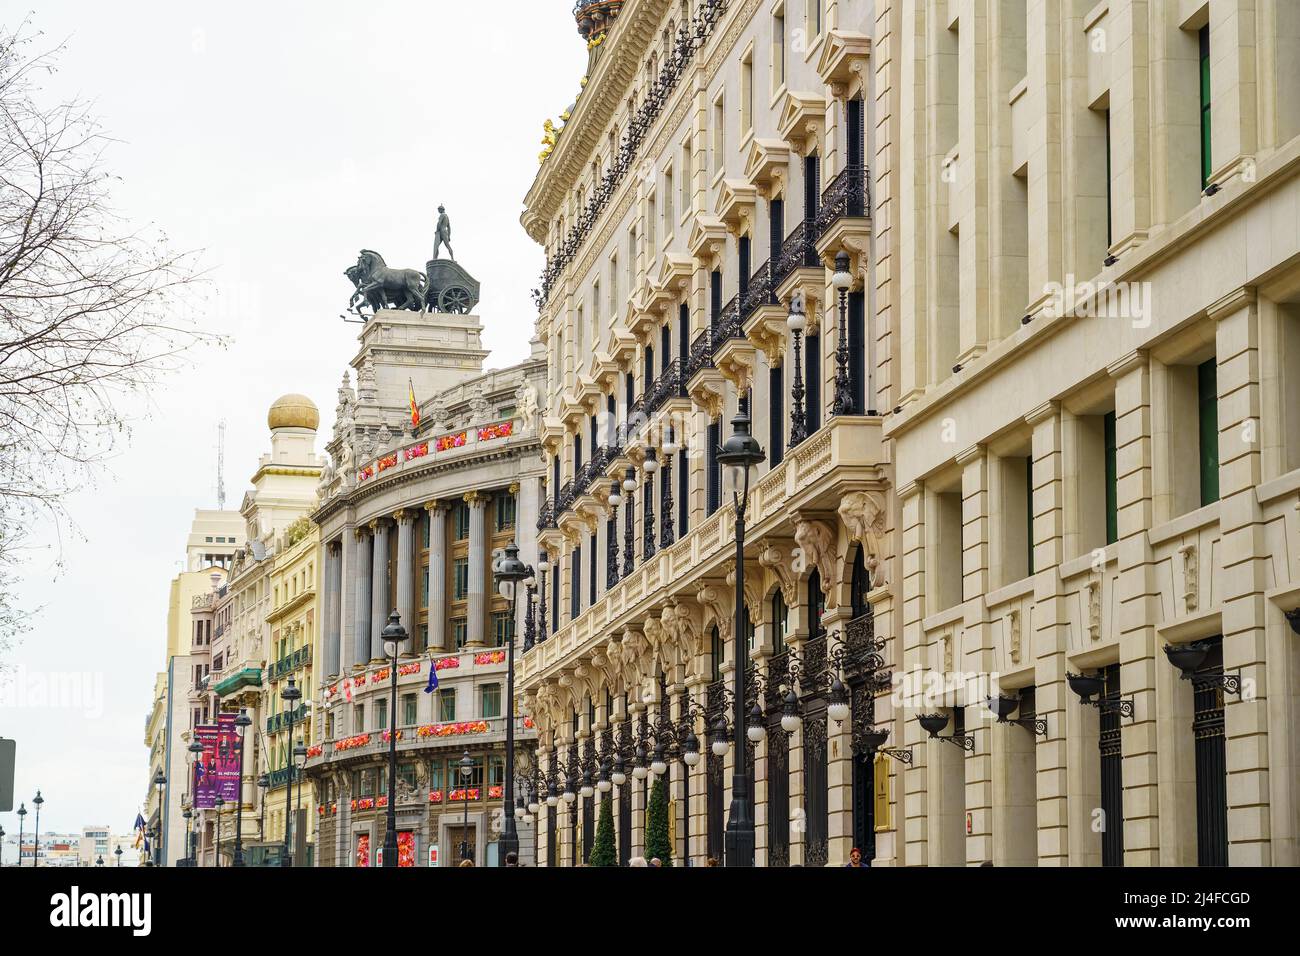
[348,250,428,315]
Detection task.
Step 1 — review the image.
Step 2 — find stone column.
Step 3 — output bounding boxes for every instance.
[464,492,489,648]
[426,501,448,651]
[1210,288,1273,865]
[898,481,928,866]
[324,540,342,678]
[352,527,372,669]
[629,702,646,858]
[958,446,991,867]
[394,509,416,643]
[1108,350,1162,865]
[369,519,390,661]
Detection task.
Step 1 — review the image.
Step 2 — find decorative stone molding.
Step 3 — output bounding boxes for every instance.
[793,517,841,609]
[838,490,889,589]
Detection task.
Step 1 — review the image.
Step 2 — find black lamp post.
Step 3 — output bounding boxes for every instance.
[293,737,307,864]
[380,610,409,868]
[280,676,301,867]
[181,808,193,867]
[458,750,473,861]
[831,251,855,417]
[96,855,104,867]
[494,541,530,863]
[214,796,225,867]
[607,478,623,588]
[716,407,765,867]
[622,466,637,576]
[660,427,679,548]
[642,447,658,558]
[257,773,269,842]
[114,845,122,867]
[16,804,25,866]
[787,295,808,445]
[232,708,251,866]
[0,824,5,867]
[187,737,203,865]
[31,790,44,868]
[536,549,550,646]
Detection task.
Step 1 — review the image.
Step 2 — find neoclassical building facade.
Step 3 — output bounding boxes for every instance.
[885,0,1300,867]
[305,305,547,867]
[519,0,891,867]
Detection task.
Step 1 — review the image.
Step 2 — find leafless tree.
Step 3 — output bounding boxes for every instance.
[0,22,215,662]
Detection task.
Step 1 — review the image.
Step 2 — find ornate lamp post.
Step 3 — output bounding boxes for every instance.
[458,750,474,861]
[257,773,270,844]
[181,808,193,867]
[232,708,251,866]
[32,790,44,868]
[280,676,301,867]
[114,845,123,867]
[831,251,854,417]
[522,562,539,653]
[16,803,25,867]
[536,549,550,646]
[787,295,808,446]
[0,825,5,867]
[293,738,307,862]
[660,426,678,548]
[642,447,658,559]
[622,466,637,576]
[493,541,530,862]
[607,479,622,588]
[214,797,225,867]
[380,610,409,868]
[716,407,765,867]
[187,737,203,865]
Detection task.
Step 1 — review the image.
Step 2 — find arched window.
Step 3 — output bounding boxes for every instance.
[709,625,722,683]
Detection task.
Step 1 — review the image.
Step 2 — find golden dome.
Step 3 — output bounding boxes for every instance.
[268,393,319,431]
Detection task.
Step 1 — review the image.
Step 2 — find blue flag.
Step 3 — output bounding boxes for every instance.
[424,665,439,694]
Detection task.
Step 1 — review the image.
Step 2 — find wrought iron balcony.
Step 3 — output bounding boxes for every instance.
[646,358,687,414]
[814,164,870,239]
[710,296,743,357]
[537,497,557,532]
[772,218,820,288]
[534,0,732,310]
[740,260,777,322]
[685,327,716,381]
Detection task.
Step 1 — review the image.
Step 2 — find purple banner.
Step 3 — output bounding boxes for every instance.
[192,713,241,810]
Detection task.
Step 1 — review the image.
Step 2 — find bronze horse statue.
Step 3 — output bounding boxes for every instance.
[345,263,385,319]
[352,250,427,313]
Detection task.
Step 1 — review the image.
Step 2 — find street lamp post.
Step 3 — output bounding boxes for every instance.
[150,771,164,866]
[31,790,44,868]
[281,676,301,867]
[458,750,473,861]
[380,610,409,868]
[232,708,251,866]
[182,809,193,867]
[293,738,307,865]
[96,855,104,867]
[787,296,808,446]
[536,549,550,646]
[831,251,855,417]
[257,774,269,842]
[187,737,203,865]
[214,797,225,867]
[114,846,123,867]
[0,825,5,867]
[716,407,765,867]
[493,542,530,863]
[15,804,24,867]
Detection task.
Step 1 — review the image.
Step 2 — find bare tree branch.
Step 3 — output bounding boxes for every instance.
[0,19,218,664]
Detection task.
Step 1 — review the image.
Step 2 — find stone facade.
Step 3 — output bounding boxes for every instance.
[306,306,547,867]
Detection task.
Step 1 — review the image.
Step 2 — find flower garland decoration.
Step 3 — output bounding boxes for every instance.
[474,650,506,666]
[488,785,504,799]
[335,733,371,752]
[351,797,375,811]
[376,452,399,474]
[371,668,390,684]
[381,729,403,743]
[306,744,323,758]
[477,421,513,442]
[357,465,374,482]
[523,716,535,729]
[403,442,429,462]
[415,720,489,739]
[433,656,461,671]
[435,431,467,452]
[398,661,423,676]
[429,790,444,804]
[448,788,481,802]
[587,31,607,50]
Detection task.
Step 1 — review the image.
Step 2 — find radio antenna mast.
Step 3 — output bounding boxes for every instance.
[217,419,227,510]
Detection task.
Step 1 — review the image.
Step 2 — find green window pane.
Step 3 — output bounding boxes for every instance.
[1198,358,1220,506]
[1104,411,1119,545]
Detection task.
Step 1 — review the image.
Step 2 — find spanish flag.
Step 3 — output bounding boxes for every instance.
[409,379,420,428]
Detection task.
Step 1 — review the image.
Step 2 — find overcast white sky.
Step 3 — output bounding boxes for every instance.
[1,1,586,837]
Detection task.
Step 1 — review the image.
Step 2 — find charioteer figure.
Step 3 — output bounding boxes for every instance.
[433,205,455,261]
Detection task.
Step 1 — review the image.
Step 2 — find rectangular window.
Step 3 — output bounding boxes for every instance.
[681,138,692,214]
[589,533,597,605]
[664,168,674,235]
[741,52,754,135]
[849,290,866,413]
[706,418,721,515]
[1199,25,1212,190]
[571,546,582,619]
[480,683,502,719]
[374,698,388,730]
[354,704,365,734]
[492,611,511,648]
[648,193,657,249]
[1198,358,1219,506]
[453,618,468,649]
[1025,456,1035,576]
[438,688,457,723]
[772,8,786,93]
[678,448,689,538]
[402,694,417,727]
[769,364,784,466]
[807,0,822,38]
[1104,411,1119,545]
[495,493,516,532]
[806,333,821,432]
[712,94,725,175]
[453,558,469,600]
[453,503,470,540]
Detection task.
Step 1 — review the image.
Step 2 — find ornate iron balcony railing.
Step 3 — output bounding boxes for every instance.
[772,218,820,288]
[814,164,870,239]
